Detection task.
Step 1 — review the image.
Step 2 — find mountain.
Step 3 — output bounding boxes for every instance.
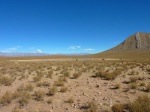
[110,32,150,51]
[92,32,150,60]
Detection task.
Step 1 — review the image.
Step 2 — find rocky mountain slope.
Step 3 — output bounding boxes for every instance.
[110,32,150,51]
[93,32,150,60]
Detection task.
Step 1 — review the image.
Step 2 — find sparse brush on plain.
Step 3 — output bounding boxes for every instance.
[112,103,125,112]
[17,84,34,92]
[129,82,137,89]
[112,95,150,112]
[94,71,105,78]
[47,98,53,104]
[66,97,74,104]
[37,81,50,87]
[60,86,68,93]
[72,72,81,79]
[113,84,120,89]
[47,86,57,96]
[145,83,150,92]
[0,91,12,105]
[46,71,53,79]
[25,84,34,91]
[63,71,70,77]
[0,76,14,86]
[54,78,65,86]
[33,74,43,82]
[33,90,45,101]
[81,101,98,112]
[129,77,138,83]
[12,108,23,112]
[18,91,31,106]
[146,68,150,73]
[94,70,120,80]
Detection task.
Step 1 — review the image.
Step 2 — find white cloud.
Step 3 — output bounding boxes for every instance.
[1,46,21,52]
[8,47,17,51]
[37,49,42,53]
[114,41,120,45]
[70,46,81,49]
[84,48,95,51]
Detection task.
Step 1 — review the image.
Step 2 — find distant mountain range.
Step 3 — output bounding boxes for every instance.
[0,52,91,57]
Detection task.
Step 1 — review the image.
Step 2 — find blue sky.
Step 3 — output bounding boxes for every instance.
[0,0,150,54]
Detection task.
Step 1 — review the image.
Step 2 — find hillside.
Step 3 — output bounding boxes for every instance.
[92,32,150,60]
[111,32,150,51]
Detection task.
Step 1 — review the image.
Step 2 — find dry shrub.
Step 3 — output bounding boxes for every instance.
[112,103,124,112]
[47,86,57,96]
[129,83,137,89]
[145,83,150,92]
[54,78,65,86]
[0,76,14,86]
[33,74,43,82]
[0,91,12,105]
[60,87,68,93]
[18,91,31,106]
[47,98,53,104]
[81,101,98,112]
[129,77,138,83]
[72,73,81,79]
[111,95,150,112]
[66,97,74,104]
[34,90,45,101]
[37,81,50,87]
[46,71,53,78]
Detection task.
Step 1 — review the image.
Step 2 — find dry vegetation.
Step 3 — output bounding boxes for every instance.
[0,57,150,112]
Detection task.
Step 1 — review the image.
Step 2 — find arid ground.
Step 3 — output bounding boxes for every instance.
[0,58,150,112]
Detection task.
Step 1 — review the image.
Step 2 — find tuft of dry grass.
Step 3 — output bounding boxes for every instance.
[0,91,12,105]
[112,95,150,112]
[72,73,81,79]
[60,86,68,93]
[33,90,45,101]
[47,86,57,96]
[66,97,74,104]
[0,76,14,86]
[81,101,98,112]
[112,103,124,112]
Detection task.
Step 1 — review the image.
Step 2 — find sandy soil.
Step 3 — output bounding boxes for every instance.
[0,58,149,112]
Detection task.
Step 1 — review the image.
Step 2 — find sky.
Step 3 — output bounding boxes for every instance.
[0,0,150,54]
